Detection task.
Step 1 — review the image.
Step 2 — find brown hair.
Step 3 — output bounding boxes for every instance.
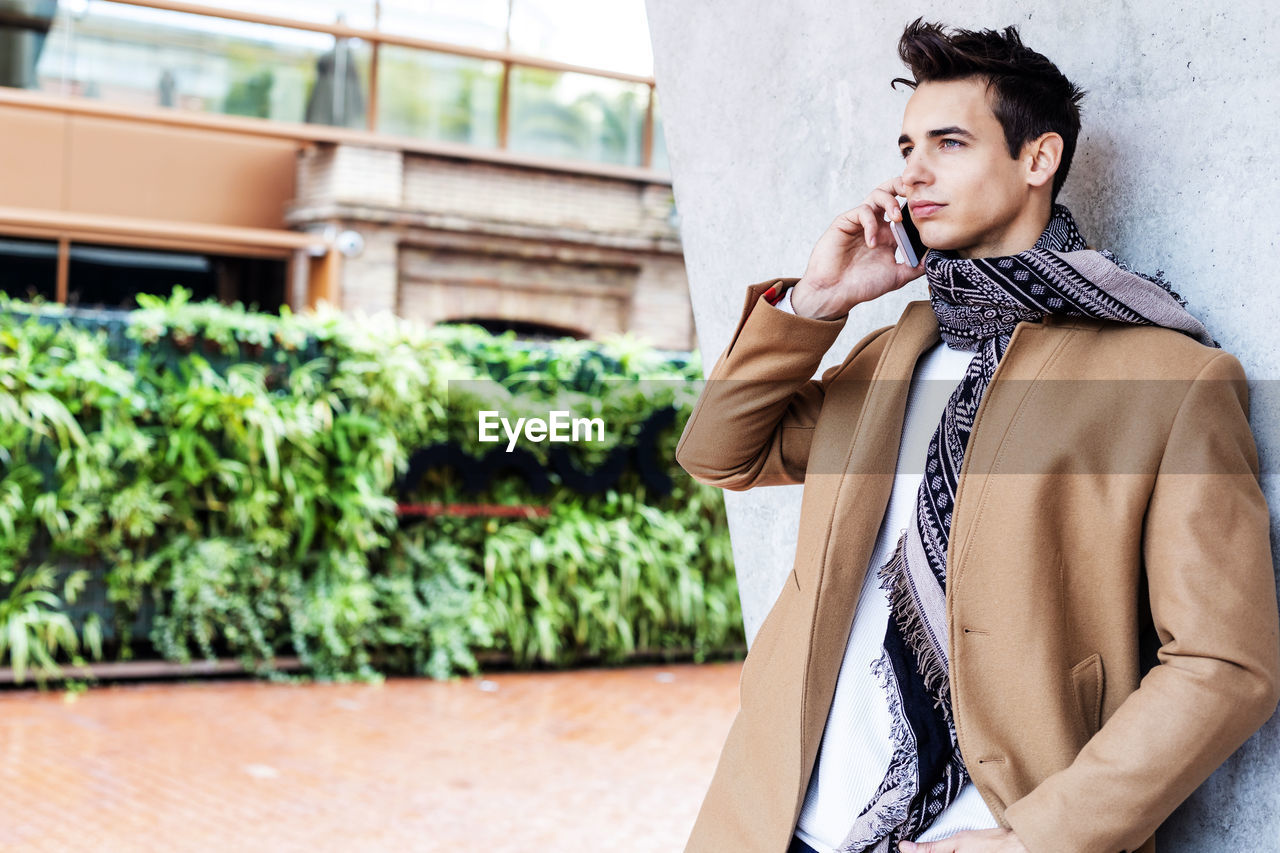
[893,19,1086,200]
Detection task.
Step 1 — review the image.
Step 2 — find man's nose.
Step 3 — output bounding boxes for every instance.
[901,152,930,186]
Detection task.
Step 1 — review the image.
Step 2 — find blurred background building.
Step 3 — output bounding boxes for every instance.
[0,0,691,348]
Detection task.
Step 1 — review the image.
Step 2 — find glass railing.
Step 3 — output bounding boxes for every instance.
[0,0,667,172]
[507,66,647,166]
[26,2,370,127]
[123,0,378,30]
[507,0,653,78]
[377,0,508,52]
[375,45,501,147]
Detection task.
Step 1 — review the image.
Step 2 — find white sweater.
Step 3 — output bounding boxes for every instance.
[779,289,999,851]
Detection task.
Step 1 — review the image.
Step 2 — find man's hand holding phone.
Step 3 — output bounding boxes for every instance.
[789,177,928,321]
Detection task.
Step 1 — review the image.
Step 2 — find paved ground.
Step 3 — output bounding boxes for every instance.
[0,661,742,852]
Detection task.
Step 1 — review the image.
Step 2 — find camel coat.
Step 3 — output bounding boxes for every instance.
[676,281,1280,853]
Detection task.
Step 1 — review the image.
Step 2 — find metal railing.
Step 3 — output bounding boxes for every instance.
[4,0,665,173]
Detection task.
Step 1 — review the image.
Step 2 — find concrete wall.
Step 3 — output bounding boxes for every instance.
[645,2,1279,848]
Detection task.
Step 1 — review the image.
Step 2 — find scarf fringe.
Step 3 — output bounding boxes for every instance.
[877,531,954,727]
[836,650,921,853]
[1096,249,1188,308]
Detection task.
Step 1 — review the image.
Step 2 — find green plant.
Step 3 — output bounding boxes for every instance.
[0,565,102,684]
[0,289,742,682]
[373,533,493,679]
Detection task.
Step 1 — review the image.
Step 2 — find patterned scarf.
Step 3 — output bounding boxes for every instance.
[837,204,1215,853]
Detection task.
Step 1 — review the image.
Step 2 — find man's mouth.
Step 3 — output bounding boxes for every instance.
[909,201,946,218]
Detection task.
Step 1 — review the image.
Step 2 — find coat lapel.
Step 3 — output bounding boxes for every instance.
[789,300,1061,828]
[792,299,939,813]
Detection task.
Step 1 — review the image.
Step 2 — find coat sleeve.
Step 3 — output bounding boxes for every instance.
[1004,351,1280,853]
[675,279,890,491]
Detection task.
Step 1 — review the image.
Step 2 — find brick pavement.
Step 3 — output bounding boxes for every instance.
[0,662,742,852]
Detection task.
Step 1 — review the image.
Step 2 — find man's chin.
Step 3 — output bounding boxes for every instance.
[919,227,986,258]
[919,232,965,253]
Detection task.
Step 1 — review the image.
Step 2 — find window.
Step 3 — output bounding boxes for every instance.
[64,244,285,310]
[0,237,58,301]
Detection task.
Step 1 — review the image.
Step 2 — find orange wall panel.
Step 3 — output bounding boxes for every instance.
[0,105,68,210]
[65,115,299,230]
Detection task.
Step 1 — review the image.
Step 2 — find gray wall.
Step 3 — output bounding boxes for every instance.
[645,2,1280,848]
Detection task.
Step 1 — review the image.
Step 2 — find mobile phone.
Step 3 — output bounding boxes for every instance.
[888,201,928,267]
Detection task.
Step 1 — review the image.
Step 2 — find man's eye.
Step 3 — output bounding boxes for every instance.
[941,138,964,149]
[900,147,913,159]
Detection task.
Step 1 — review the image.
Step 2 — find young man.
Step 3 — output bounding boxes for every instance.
[677,20,1279,853]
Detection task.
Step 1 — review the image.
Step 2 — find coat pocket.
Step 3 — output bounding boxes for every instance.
[1070,652,1105,735]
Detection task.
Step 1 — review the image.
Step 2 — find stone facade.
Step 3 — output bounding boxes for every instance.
[288,143,693,351]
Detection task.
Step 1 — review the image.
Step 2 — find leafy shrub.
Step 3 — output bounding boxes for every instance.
[0,290,741,683]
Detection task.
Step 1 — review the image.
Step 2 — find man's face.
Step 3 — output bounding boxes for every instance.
[897,77,1042,259]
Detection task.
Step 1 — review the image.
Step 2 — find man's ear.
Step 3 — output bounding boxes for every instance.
[1023,132,1064,190]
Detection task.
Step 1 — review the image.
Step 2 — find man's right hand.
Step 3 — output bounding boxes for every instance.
[789,177,928,320]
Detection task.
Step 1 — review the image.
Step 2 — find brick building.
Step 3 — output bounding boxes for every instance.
[0,0,693,350]
[291,144,691,349]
